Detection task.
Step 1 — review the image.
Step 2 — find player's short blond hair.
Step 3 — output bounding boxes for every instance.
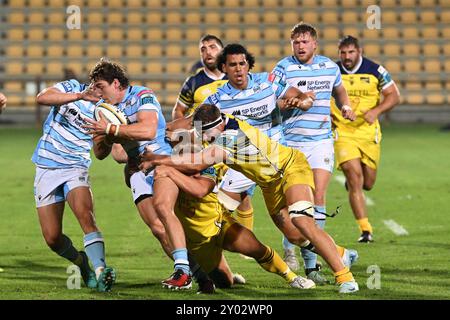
[290,22,318,40]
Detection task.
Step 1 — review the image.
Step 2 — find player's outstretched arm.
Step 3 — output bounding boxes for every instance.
[154,165,215,198]
[281,87,315,111]
[36,85,101,106]
[140,145,227,175]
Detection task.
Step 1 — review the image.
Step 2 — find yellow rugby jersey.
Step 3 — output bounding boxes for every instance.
[331,57,394,142]
[177,68,228,117]
[174,163,228,243]
[212,114,295,189]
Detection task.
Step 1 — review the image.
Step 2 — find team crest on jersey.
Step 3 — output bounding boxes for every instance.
[319,62,326,69]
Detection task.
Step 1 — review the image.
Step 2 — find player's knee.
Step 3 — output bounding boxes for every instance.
[43,233,63,251]
[288,201,315,219]
[363,182,374,191]
[149,221,167,242]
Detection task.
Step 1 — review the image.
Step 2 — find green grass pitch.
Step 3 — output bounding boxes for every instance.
[1,124,449,300]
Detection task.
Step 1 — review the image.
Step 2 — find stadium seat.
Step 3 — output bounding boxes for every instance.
[263,28,281,41]
[146,45,163,57]
[5,62,23,74]
[45,62,64,75]
[282,11,301,25]
[9,13,25,24]
[402,27,419,39]
[400,10,418,24]
[8,28,25,41]
[67,29,84,41]
[47,28,65,41]
[423,60,442,73]
[105,45,123,59]
[185,28,202,41]
[341,11,360,24]
[27,45,44,58]
[405,93,425,105]
[87,28,104,41]
[440,10,450,23]
[246,43,262,57]
[66,45,84,58]
[6,45,23,57]
[422,43,441,56]
[243,0,260,7]
[208,0,226,8]
[147,28,163,41]
[47,12,65,24]
[65,62,84,76]
[185,12,203,24]
[107,12,124,24]
[404,81,422,91]
[27,62,44,74]
[46,44,65,57]
[398,0,418,7]
[421,10,438,23]
[321,11,339,24]
[166,61,185,74]
[402,43,421,56]
[165,27,183,41]
[126,45,144,58]
[3,81,23,91]
[425,82,443,91]
[299,11,319,25]
[223,12,241,24]
[9,0,26,7]
[342,26,360,39]
[383,59,402,74]
[341,0,359,8]
[165,11,183,24]
[243,27,260,41]
[224,27,242,42]
[106,0,123,7]
[322,27,340,40]
[185,0,202,8]
[87,12,104,25]
[444,60,450,72]
[383,27,399,40]
[147,81,162,91]
[127,11,143,24]
[185,44,199,59]
[146,12,163,24]
[204,12,222,24]
[107,27,124,41]
[264,43,282,58]
[147,61,163,74]
[381,11,398,24]
[127,61,146,74]
[427,93,445,104]
[242,12,260,24]
[384,43,401,56]
[422,26,439,39]
[262,12,279,24]
[363,43,381,57]
[28,12,46,24]
[403,59,422,73]
[282,42,292,56]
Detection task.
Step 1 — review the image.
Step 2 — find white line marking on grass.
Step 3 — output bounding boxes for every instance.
[383,219,409,236]
[334,175,375,206]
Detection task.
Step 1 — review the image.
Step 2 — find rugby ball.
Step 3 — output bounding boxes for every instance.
[94,103,128,125]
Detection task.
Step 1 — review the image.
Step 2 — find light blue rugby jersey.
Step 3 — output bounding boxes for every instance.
[32,79,95,169]
[112,85,171,159]
[273,55,342,146]
[203,72,290,141]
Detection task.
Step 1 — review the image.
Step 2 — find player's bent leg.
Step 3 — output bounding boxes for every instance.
[135,195,173,258]
[66,186,98,234]
[37,202,65,251]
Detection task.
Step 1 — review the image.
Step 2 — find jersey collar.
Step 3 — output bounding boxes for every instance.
[204,67,225,81]
[341,55,363,74]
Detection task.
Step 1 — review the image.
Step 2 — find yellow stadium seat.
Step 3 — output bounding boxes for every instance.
[46,44,65,57]
[341,11,360,24]
[87,12,104,25]
[301,0,319,6]
[27,45,44,58]
[67,29,84,41]
[146,45,163,57]
[405,93,425,105]
[421,10,437,23]
[166,0,184,7]
[27,62,44,74]
[127,27,144,41]
[425,82,442,91]
[423,44,440,56]
[402,27,419,39]
[185,0,202,8]
[87,28,104,41]
[363,43,381,56]
[86,44,103,59]
[404,81,422,91]
[384,59,402,74]
[444,60,450,72]
[264,43,282,58]
[105,0,123,7]
[282,42,292,56]
[147,28,164,41]
[107,27,124,41]
[223,12,241,24]
[185,12,202,24]
[427,93,445,104]
[9,13,25,24]
[107,12,124,24]
[4,81,23,91]
[66,62,84,75]
[322,27,339,40]
[126,45,143,58]
[165,27,183,40]
[6,45,23,57]
[165,44,182,57]
[9,0,26,7]
[47,12,65,24]
[105,45,123,59]
[127,0,144,7]
[166,61,184,74]
[383,27,399,40]
[243,27,260,41]
[243,12,260,24]
[147,61,163,73]
[398,0,417,7]
[423,60,442,73]
[263,28,281,40]
[185,28,202,41]
[206,27,223,39]
[264,0,279,8]
[321,11,338,24]
[341,0,358,7]
[401,10,418,24]
[262,12,279,24]
[342,26,360,39]
[45,62,63,75]
[127,61,145,75]
[243,0,260,7]
[361,28,380,40]
[127,12,143,24]
[384,43,401,56]
[165,11,182,24]
[403,59,421,73]
[440,10,450,22]
[381,11,397,24]
[208,0,226,8]
[47,28,65,41]
[224,27,241,42]
[66,45,84,57]
[28,12,45,24]
[89,0,106,8]
[8,28,25,41]
[147,12,163,24]
[440,0,450,7]
[185,44,199,59]
[283,11,302,25]
[147,81,162,91]
[443,43,450,56]
[320,0,338,7]
[204,12,222,24]
[422,26,439,39]
[323,43,338,59]
[402,43,421,56]
[299,11,319,25]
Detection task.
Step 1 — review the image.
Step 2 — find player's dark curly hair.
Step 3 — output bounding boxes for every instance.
[192,104,222,127]
[290,22,318,40]
[89,57,130,88]
[216,43,255,72]
[338,35,360,49]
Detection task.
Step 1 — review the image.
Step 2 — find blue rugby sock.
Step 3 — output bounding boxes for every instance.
[282,235,295,251]
[83,231,106,272]
[172,248,190,275]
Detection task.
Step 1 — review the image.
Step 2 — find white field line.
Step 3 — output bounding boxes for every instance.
[334,175,375,206]
[383,219,409,236]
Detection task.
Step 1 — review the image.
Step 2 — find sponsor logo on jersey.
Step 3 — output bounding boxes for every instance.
[61,81,73,92]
